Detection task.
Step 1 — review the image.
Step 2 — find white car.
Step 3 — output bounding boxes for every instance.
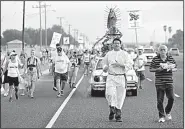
[90,57,139,96]
[142,48,157,65]
[169,48,180,56]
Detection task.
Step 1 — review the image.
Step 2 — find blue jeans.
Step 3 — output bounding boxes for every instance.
[156,84,174,118]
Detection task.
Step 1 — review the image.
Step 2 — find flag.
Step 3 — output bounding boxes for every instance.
[50,32,62,48]
[63,37,70,44]
[128,10,142,29]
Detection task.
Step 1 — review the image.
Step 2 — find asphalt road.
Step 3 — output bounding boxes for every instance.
[1,54,183,128]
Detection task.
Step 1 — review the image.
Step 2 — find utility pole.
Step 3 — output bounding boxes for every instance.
[22,1,25,52]
[43,3,51,48]
[73,29,76,48]
[32,1,44,50]
[57,17,64,45]
[57,17,64,29]
[74,29,79,49]
[134,21,138,48]
[68,24,71,35]
[68,24,71,49]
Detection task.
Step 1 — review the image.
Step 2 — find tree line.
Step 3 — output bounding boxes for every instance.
[1,25,79,47]
[1,26,183,51]
[167,29,183,50]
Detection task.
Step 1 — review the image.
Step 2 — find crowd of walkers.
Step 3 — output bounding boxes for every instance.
[1,40,177,123]
[49,43,101,97]
[1,49,42,101]
[0,44,101,100]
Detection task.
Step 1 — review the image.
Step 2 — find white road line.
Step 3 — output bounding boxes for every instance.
[174,93,180,98]
[146,78,152,82]
[45,74,84,128]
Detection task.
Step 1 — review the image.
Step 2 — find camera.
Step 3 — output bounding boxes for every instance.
[57,47,62,53]
[29,67,33,71]
[72,63,76,66]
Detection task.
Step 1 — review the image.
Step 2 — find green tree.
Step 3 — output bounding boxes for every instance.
[2,29,32,46]
[168,29,183,49]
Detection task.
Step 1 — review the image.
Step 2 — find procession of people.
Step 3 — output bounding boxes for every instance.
[1,39,177,123]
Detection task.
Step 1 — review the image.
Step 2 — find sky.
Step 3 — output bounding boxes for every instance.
[1,1,184,44]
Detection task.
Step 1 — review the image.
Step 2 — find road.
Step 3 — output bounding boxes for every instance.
[1,54,183,128]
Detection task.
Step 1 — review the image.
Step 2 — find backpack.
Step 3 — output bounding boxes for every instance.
[27,57,38,67]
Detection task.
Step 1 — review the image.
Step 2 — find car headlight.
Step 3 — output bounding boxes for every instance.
[94,76,100,82]
[94,76,105,82]
[127,76,133,81]
[147,56,153,59]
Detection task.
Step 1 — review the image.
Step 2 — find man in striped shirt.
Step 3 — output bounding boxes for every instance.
[149,45,177,123]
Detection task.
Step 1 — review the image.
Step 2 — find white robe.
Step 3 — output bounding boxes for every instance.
[103,50,133,109]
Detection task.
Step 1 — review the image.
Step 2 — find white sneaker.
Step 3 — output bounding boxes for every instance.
[158,117,165,123]
[4,92,8,97]
[166,114,172,120]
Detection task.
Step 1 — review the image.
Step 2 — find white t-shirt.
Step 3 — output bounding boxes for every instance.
[54,55,70,74]
[7,60,19,77]
[134,54,147,71]
[84,54,90,63]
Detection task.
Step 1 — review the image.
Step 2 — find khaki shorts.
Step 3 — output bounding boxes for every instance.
[26,68,38,82]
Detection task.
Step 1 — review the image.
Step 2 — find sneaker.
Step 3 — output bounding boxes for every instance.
[9,97,13,102]
[166,114,172,120]
[72,83,76,88]
[15,92,19,100]
[109,106,115,120]
[4,92,8,97]
[53,87,58,91]
[61,90,64,96]
[69,82,72,88]
[30,94,34,99]
[57,93,62,98]
[158,117,165,123]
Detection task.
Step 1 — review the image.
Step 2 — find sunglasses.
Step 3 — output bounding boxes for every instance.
[160,49,166,51]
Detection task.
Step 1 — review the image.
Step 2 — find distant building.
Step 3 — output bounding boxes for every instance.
[6,39,26,55]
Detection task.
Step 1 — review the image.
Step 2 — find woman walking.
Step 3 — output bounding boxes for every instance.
[68,51,79,88]
[83,50,91,76]
[3,52,23,102]
[26,49,41,98]
[18,53,27,96]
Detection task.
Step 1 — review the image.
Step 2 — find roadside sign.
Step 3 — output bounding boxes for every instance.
[50,32,62,48]
[128,10,142,29]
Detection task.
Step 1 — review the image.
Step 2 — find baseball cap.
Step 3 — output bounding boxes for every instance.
[10,52,17,56]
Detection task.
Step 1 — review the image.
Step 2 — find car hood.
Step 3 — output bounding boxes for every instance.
[92,69,108,76]
[92,69,136,76]
[143,53,157,57]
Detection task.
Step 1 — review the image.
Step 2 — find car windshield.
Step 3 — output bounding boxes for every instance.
[172,49,178,51]
[96,59,103,70]
[143,49,154,53]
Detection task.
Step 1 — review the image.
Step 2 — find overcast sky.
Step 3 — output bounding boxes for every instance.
[1,1,183,43]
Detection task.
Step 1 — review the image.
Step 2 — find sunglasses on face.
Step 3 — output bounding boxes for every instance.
[160,49,166,51]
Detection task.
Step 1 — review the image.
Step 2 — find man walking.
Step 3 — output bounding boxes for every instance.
[52,47,71,97]
[149,45,177,123]
[133,47,147,89]
[102,38,133,122]
[51,43,67,91]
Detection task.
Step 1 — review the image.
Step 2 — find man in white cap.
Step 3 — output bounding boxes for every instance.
[133,46,147,89]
